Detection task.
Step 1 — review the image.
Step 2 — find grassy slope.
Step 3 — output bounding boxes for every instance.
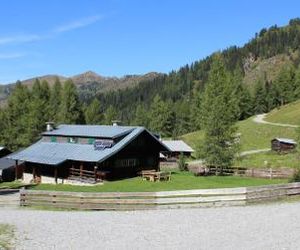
[181,116,297,152]
[235,151,300,168]
[32,171,286,192]
[265,100,300,125]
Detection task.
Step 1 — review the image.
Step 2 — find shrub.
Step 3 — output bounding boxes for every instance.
[178,153,188,171]
[290,168,300,182]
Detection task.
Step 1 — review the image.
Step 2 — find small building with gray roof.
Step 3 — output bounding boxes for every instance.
[161,140,194,159]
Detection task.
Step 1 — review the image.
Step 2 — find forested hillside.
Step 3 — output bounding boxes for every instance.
[1,18,300,150]
[93,18,300,134]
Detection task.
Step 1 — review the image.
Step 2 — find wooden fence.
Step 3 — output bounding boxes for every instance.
[188,165,296,179]
[19,182,300,210]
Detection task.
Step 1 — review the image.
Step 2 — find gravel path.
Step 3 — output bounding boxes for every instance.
[1,202,300,250]
[253,114,299,128]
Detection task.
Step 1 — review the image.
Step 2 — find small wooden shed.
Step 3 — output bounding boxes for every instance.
[271,138,297,153]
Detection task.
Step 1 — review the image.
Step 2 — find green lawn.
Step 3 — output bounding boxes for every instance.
[235,151,300,169]
[0,224,14,250]
[181,115,297,153]
[31,171,287,192]
[0,181,27,189]
[265,100,300,125]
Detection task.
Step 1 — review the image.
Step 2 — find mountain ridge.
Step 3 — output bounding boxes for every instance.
[0,71,163,103]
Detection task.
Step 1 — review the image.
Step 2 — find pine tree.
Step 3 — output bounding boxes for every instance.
[58,80,83,124]
[85,98,103,124]
[294,66,300,99]
[253,79,268,114]
[173,100,190,137]
[232,67,253,120]
[103,105,118,125]
[273,65,295,105]
[132,104,149,127]
[49,78,62,122]
[5,81,31,150]
[149,95,175,137]
[201,55,239,172]
[27,79,51,142]
[190,81,204,131]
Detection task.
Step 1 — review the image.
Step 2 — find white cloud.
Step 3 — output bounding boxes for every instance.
[0,52,26,59]
[0,34,41,45]
[53,15,103,33]
[0,15,103,46]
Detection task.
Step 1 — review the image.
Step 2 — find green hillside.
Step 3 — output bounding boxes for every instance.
[235,151,300,169]
[181,115,297,153]
[181,101,300,168]
[265,100,300,125]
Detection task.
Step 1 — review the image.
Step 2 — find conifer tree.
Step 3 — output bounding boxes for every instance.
[132,104,149,127]
[58,80,83,124]
[103,105,118,125]
[201,55,239,172]
[149,95,175,137]
[85,98,103,124]
[253,79,268,114]
[27,79,51,141]
[5,81,31,150]
[273,65,295,105]
[294,65,300,99]
[49,78,62,122]
[232,67,253,120]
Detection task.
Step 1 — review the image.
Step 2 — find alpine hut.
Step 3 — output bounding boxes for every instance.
[7,124,170,183]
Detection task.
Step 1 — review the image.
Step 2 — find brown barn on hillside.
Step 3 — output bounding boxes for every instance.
[271,138,297,153]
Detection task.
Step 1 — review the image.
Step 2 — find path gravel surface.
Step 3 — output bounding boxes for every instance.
[1,202,300,250]
[253,114,299,128]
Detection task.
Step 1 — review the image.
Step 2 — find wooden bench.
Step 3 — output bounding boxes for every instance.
[140,170,156,181]
[155,172,171,182]
[140,170,171,182]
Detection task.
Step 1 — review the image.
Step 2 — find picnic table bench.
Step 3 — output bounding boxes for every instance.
[140,170,171,182]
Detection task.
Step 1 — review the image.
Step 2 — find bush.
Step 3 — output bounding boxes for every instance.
[178,153,188,171]
[290,168,300,182]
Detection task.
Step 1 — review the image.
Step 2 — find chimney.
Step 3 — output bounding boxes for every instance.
[112,120,121,126]
[46,122,55,131]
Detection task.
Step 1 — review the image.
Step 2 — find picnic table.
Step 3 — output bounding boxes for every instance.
[141,170,171,182]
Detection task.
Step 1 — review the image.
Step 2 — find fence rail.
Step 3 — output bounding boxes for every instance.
[188,165,296,179]
[19,182,300,210]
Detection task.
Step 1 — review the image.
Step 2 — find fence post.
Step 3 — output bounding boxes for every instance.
[94,166,98,182]
[19,187,25,207]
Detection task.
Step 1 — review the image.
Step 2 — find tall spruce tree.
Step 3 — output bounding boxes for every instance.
[253,79,268,114]
[273,65,295,105]
[58,80,83,124]
[149,95,175,137]
[201,55,239,172]
[132,104,149,127]
[294,65,300,99]
[85,98,103,124]
[27,79,51,142]
[232,67,253,120]
[103,105,118,125]
[4,81,31,150]
[49,78,62,122]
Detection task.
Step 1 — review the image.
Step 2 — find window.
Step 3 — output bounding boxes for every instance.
[115,158,139,168]
[88,138,95,144]
[51,136,57,142]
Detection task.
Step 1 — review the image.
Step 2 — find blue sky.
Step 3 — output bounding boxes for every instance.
[0,0,299,83]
